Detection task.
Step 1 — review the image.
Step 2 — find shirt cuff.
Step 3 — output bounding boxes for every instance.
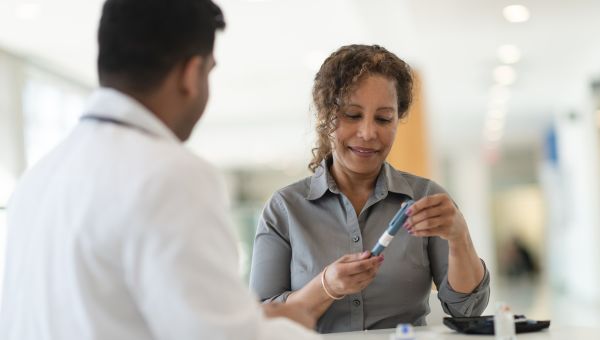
[262,291,293,304]
[437,259,491,316]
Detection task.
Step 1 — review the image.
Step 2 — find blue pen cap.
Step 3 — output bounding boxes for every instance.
[388,200,415,234]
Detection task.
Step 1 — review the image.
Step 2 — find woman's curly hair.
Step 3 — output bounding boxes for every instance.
[309,44,414,172]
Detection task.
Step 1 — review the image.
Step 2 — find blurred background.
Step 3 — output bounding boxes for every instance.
[1,0,599,328]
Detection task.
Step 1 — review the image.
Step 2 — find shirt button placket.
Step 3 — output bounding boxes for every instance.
[343,196,363,253]
[341,196,365,331]
[349,295,364,331]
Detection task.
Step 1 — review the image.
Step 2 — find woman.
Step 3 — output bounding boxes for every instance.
[249,44,490,333]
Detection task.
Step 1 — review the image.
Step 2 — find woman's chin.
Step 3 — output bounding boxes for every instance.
[346,161,383,176]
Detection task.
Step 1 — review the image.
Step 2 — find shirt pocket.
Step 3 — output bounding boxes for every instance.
[398,234,429,269]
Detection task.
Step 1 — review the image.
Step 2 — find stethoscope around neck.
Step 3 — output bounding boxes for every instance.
[80,114,155,137]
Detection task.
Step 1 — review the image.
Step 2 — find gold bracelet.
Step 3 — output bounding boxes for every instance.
[321,266,344,300]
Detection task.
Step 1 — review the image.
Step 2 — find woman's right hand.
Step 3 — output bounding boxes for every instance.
[323,251,383,297]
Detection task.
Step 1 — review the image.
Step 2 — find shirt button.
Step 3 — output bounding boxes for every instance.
[352,235,360,242]
[353,299,361,306]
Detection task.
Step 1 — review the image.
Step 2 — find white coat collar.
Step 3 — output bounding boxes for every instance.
[83,87,180,143]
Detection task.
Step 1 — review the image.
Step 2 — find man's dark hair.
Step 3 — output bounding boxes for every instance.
[98,0,225,92]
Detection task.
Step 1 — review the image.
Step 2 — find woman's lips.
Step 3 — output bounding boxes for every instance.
[349,146,378,157]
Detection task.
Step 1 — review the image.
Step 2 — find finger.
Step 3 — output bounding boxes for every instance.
[337,251,370,264]
[408,199,456,226]
[407,205,442,226]
[410,228,440,238]
[409,216,447,232]
[407,194,446,216]
[349,260,380,279]
[341,251,371,262]
[346,270,376,285]
[341,257,380,275]
[349,260,382,284]
[335,259,369,276]
[356,275,378,290]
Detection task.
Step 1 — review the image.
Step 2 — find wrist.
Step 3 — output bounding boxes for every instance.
[448,230,471,251]
[321,266,344,300]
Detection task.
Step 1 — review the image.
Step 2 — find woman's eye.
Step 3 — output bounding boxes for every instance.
[376,117,392,123]
[344,113,361,120]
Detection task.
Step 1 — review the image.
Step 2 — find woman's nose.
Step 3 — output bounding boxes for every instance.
[357,120,377,141]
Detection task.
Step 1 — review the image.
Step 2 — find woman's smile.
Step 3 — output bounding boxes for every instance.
[348,146,379,158]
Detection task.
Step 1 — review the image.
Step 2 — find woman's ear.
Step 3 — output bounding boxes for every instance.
[179,55,204,97]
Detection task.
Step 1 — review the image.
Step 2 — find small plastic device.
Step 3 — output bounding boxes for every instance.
[443,314,550,335]
[389,323,415,340]
[494,302,516,340]
[371,200,415,256]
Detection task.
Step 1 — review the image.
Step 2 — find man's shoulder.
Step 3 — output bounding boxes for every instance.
[139,142,219,187]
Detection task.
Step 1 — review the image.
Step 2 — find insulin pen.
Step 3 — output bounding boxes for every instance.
[371,200,415,256]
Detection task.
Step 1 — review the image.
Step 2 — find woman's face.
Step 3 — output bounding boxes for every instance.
[331,74,399,178]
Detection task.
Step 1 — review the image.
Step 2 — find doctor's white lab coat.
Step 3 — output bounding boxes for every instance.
[0,88,321,340]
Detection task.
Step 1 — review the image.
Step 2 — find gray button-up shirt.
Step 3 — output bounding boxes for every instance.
[249,160,490,333]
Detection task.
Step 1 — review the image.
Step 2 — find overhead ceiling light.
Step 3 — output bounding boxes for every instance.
[503,5,530,23]
[488,87,510,109]
[486,116,505,130]
[490,84,511,100]
[493,65,517,85]
[497,44,521,64]
[485,129,504,142]
[15,2,41,20]
[488,109,507,120]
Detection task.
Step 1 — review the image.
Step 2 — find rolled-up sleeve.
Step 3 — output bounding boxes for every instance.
[249,193,293,303]
[428,235,491,316]
[438,260,490,316]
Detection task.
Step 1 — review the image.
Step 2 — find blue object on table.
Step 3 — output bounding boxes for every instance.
[371,199,415,256]
[393,323,415,340]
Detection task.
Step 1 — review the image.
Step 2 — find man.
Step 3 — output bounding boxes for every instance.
[0,0,320,339]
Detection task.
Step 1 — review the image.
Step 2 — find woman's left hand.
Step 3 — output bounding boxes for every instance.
[404,194,468,242]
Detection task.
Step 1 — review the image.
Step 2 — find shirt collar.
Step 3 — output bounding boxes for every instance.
[306,158,337,200]
[381,162,415,199]
[306,158,414,200]
[82,87,180,143]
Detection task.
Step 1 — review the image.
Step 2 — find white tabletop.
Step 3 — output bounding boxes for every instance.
[322,325,599,339]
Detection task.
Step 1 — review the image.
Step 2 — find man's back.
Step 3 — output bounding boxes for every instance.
[0,89,319,340]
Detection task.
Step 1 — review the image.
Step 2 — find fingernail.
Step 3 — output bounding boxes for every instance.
[378,256,384,263]
[403,221,410,228]
[407,208,413,216]
[362,251,369,256]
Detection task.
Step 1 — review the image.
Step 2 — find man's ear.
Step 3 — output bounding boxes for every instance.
[179,55,204,97]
